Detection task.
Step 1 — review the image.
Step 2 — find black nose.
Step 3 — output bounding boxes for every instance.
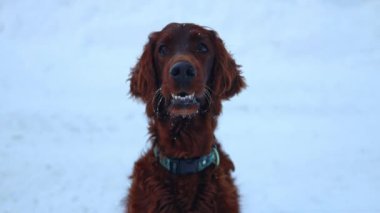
[169,61,196,84]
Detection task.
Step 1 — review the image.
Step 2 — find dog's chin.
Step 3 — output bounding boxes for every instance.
[168,93,200,118]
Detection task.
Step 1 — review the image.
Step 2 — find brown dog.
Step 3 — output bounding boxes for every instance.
[126,23,246,213]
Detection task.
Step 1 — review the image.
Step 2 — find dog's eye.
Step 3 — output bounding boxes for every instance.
[196,43,208,53]
[158,45,169,56]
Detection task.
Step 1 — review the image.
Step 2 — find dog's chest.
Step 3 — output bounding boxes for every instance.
[161,173,218,210]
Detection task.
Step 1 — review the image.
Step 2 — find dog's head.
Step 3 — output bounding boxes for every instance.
[129,23,246,118]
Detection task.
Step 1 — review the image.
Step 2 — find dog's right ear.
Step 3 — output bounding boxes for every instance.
[129,32,159,103]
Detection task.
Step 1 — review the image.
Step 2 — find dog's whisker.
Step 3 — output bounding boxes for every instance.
[205,89,211,98]
[205,85,214,94]
[204,92,211,105]
[205,89,212,102]
[156,96,164,115]
[199,88,212,113]
[152,88,162,102]
[153,88,164,115]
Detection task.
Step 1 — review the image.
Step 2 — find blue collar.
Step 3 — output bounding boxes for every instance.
[153,144,220,175]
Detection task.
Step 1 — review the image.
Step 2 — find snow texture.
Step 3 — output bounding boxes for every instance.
[0,0,379,212]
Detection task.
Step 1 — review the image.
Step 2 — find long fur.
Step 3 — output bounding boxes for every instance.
[126,23,246,213]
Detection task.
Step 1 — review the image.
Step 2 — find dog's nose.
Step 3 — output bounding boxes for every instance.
[169,61,196,85]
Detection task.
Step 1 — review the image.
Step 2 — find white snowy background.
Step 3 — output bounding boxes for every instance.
[1,0,379,212]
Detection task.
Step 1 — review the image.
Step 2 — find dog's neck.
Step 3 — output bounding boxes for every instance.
[149,114,217,158]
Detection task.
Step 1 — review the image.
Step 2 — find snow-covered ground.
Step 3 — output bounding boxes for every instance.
[1,0,379,212]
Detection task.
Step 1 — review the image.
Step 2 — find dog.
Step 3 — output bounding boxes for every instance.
[126,23,246,213]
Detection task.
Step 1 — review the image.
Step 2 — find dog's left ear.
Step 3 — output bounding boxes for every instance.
[129,32,159,103]
[210,30,246,100]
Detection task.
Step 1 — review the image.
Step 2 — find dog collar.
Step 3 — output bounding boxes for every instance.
[153,144,220,175]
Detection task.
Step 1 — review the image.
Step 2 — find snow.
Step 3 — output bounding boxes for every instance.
[1,0,379,212]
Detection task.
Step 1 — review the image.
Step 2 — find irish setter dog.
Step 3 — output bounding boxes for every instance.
[126,23,246,213]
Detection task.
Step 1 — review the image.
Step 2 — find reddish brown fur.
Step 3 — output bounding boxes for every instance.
[126,23,246,213]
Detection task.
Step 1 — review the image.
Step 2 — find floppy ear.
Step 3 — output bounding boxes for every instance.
[129,32,159,103]
[210,31,246,100]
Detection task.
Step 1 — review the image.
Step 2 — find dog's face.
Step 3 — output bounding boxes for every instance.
[155,24,215,117]
[130,23,246,118]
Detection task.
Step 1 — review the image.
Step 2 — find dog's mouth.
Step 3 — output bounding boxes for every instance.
[168,92,200,117]
[171,92,197,106]
[153,88,211,118]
